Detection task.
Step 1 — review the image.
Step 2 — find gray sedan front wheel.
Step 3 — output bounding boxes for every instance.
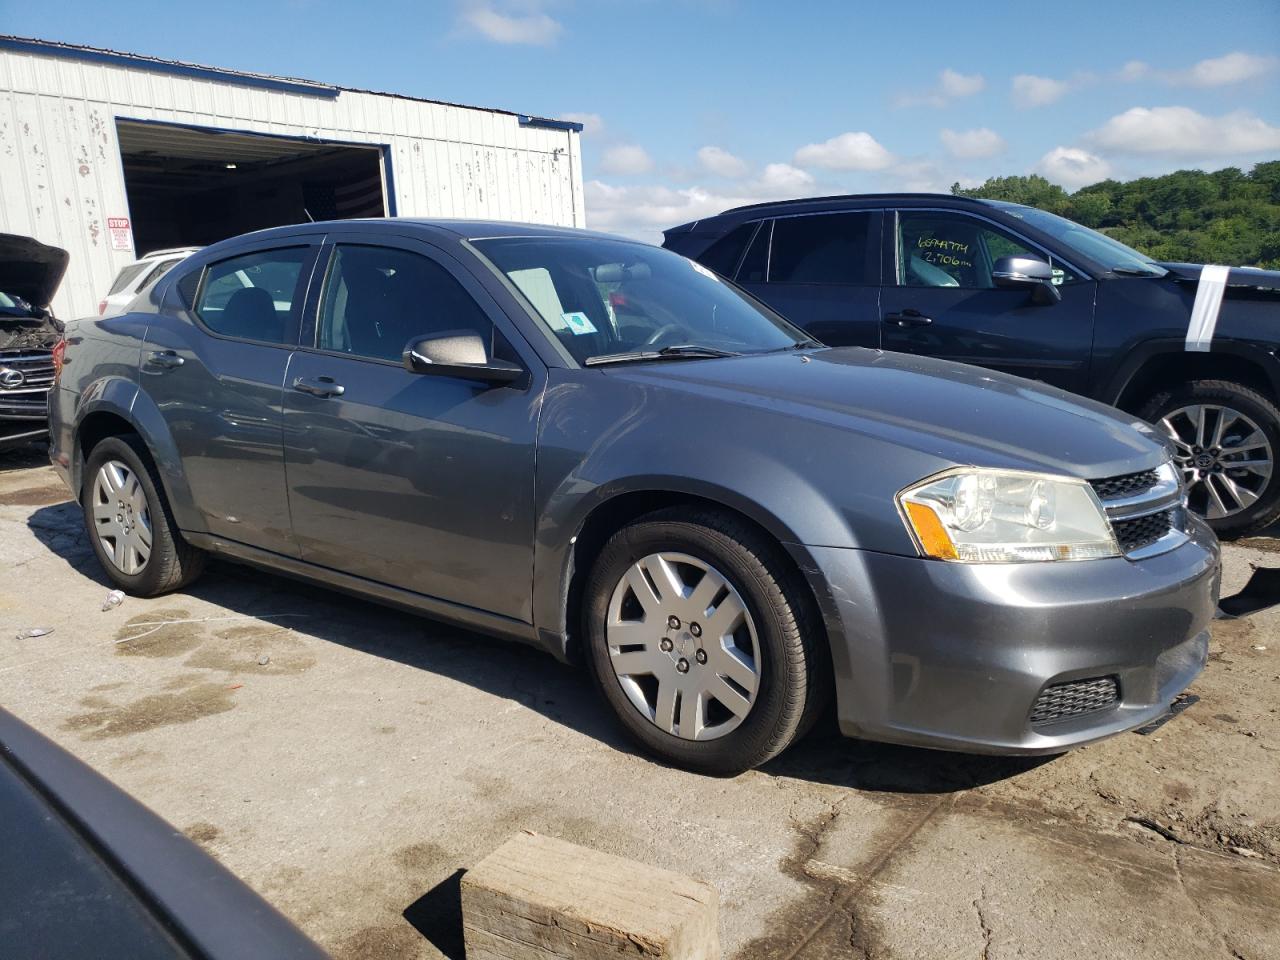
[584,507,827,775]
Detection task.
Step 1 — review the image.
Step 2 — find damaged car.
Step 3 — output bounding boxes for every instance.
[50,220,1220,775]
[1,233,67,447]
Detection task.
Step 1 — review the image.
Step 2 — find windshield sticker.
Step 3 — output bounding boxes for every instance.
[1051,268,1065,286]
[562,311,598,335]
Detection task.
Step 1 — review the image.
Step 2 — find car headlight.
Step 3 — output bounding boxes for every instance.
[897,468,1119,562]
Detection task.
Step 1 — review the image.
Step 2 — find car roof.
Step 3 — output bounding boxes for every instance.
[669,193,1000,234]
[211,218,631,247]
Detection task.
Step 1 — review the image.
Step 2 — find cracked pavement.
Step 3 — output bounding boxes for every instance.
[2,444,1278,959]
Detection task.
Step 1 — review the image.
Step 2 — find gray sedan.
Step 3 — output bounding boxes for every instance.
[49,220,1220,774]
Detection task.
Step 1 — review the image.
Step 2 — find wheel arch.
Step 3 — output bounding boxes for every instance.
[73,378,203,533]
[1108,340,1280,414]
[535,483,832,668]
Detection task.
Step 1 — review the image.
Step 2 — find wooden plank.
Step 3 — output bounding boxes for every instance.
[461,831,719,960]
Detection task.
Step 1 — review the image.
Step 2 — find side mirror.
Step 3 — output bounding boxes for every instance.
[992,255,1061,305]
[402,331,524,385]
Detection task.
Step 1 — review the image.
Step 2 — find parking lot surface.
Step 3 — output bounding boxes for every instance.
[2,444,1277,959]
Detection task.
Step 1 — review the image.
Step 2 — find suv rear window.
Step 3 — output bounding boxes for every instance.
[769,212,877,285]
[696,223,756,278]
[107,263,148,296]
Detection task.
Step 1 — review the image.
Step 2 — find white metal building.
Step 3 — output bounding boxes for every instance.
[0,36,585,319]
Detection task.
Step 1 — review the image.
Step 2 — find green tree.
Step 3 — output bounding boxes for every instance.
[955,163,1280,268]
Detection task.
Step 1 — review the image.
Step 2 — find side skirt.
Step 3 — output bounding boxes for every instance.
[183,531,545,650]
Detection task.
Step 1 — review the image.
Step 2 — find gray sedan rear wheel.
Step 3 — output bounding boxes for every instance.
[81,435,205,596]
[584,506,828,775]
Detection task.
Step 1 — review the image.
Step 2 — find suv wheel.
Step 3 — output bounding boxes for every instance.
[82,435,205,595]
[582,507,827,776]
[1139,380,1280,539]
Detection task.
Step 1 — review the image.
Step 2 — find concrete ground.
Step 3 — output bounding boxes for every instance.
[2,442,1277,960]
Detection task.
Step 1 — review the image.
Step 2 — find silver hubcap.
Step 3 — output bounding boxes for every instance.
[605,552,761,741]
[1157,404,1274,520]
[91,460,152,575]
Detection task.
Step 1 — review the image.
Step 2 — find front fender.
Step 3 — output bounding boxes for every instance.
[73,376,204,534]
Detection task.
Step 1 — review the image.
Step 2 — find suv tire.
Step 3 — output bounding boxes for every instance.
[582,507,828,776]
[1140,379,1280,539]
[82,435,205,595]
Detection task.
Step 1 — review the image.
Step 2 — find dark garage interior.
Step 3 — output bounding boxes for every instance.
[116,120,387,255]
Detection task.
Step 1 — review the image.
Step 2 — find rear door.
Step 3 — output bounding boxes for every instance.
[733,211,883,348]
[879,209,1096,393]
[142,238,323,556]
[281,232,543,621]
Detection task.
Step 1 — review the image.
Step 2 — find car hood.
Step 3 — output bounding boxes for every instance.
[1159,262,1280,298]
[606,348,1168,480]
[0,234,70,310]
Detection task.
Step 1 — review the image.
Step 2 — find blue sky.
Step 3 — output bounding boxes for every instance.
[5,0,1279,239]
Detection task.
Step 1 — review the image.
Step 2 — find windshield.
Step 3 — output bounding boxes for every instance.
[985,202,1168,277]
[471,236,810,365]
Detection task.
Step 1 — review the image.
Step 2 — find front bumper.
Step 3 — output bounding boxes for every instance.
[800,516,1220,754]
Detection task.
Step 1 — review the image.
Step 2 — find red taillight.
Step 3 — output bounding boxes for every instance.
[51,338,66,382]
[98,300,107,315]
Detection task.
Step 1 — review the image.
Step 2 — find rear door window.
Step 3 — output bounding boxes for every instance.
[737,221,771,283]
[768,212,878,285]
[195,247,312,345]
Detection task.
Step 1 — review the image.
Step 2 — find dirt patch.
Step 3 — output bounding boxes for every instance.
[186,625,315,676]
[329,921,428,960]
[114,609,203,658]
[393,842,448,874]
[0,483,71,506]
[63,683,238,740]
[184,821,221,846]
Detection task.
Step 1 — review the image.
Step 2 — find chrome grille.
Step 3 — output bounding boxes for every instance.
[1030,676,1119,725]
[1091,469,1159,501]
[1089,461,1186,558]
[0,349,55,422]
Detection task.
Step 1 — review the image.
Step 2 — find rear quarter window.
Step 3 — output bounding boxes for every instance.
[107,263,148,296]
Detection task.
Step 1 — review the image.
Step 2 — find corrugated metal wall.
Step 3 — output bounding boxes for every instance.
[0,46,584,319]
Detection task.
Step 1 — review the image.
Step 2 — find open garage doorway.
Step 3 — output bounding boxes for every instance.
[116,119,387,255]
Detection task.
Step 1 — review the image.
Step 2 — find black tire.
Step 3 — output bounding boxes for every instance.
[1139,379,1280,539]
[582,506,828,776]
[81,434,205,595]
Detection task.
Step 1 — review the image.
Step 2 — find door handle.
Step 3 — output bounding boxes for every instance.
[145,350,185,370]
[292,376,345,399]
[884,310,933,328]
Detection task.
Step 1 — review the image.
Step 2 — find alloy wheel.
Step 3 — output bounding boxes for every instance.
[1157,404,1274,520]
[91,459,153,575]
[605,551,761,741]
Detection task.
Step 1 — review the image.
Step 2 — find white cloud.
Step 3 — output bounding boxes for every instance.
[1011,74,1071,108]
[940,127,1006,159]
[1172,51,1277,87]
[1119,60,1151,82]
[696,145,748,178]
[1087,106,1280,157]
[894,68,985,108]
[599,143,654,175]
[1035,147,1112,190]
[755,162,813,191]
[794,131,894,171]
[561,112,603,135]
[459,2,561,45]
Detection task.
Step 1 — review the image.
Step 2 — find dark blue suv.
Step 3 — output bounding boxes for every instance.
[665,194,1280,537]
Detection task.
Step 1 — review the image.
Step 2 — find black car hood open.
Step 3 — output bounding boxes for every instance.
[0,234,70,310]
[1160,262,1280,297]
